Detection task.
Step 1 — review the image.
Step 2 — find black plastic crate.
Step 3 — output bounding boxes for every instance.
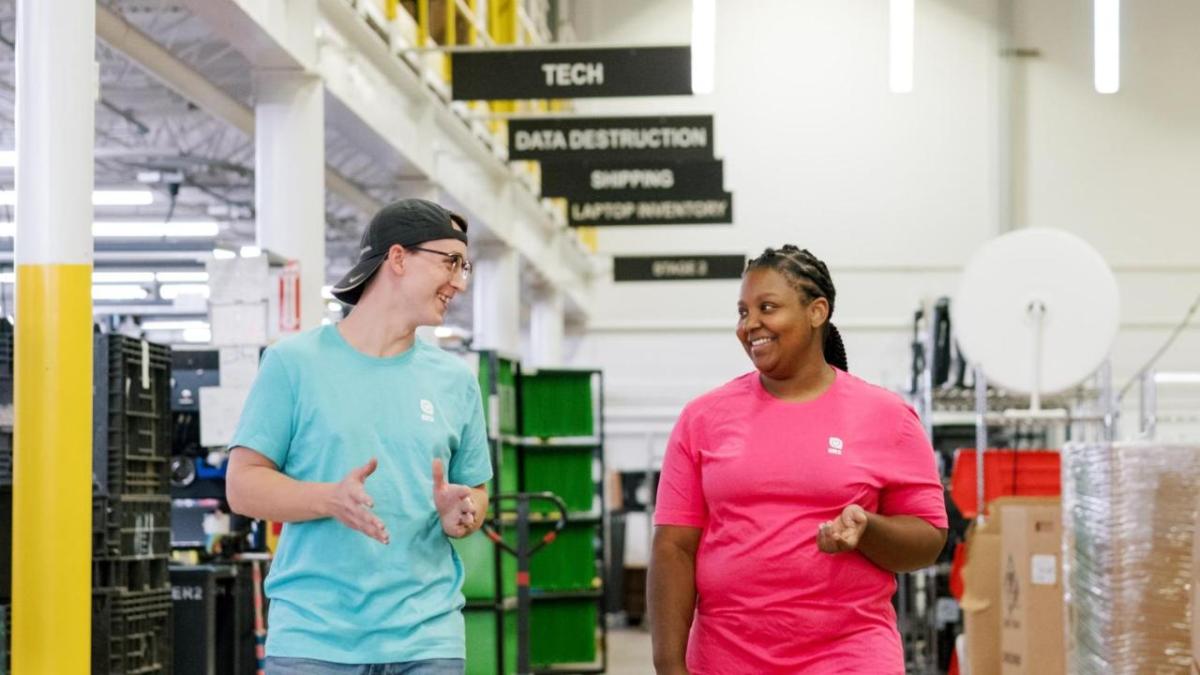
[0,319,12,407]
[0,430,9,490]
[99,495,171,558]
[94,335,172,496]
[93,587,173,675]
[0,487,8,602]
[1,602,9,675]
[94,556,170,593]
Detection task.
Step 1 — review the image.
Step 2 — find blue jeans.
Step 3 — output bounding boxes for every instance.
[264,657,465,675]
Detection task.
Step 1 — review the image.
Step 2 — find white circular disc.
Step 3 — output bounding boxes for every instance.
[952,228,1119,395]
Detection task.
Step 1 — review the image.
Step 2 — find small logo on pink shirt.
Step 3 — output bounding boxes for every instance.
[827,436,844,455]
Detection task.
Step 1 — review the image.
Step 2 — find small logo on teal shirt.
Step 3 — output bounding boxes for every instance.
[420,399,435,422]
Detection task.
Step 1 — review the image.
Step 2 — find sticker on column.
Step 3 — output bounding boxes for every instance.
[1030,554,1057,585]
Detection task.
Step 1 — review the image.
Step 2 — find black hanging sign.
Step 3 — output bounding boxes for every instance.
[508,115,714,162]
[541,159,724,200]
[613,255,747,282]
[451,46,692,100]
[567,193,733,226]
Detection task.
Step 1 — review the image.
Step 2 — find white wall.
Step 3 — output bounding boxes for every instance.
[564,0,1200,471]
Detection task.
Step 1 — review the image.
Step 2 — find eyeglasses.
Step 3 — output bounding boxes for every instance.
[409,246,473,281]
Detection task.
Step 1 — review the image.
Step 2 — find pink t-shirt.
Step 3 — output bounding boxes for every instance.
[655,368,948,674]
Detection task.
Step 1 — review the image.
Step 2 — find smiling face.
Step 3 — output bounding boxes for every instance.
[736,267,829,380]
[400,237,470,325]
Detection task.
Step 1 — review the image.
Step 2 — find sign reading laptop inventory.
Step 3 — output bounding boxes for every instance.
[614,255,746,282]
[541,160,724,200]
[569,193,733,227]
[508,116,714,162]
[452,46,692,100]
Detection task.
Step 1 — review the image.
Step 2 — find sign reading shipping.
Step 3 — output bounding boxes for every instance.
[508,116,715,161]
[613,255,747,282]
[540,159,724,199]
[568,193,733,226]
[451,46,692,100]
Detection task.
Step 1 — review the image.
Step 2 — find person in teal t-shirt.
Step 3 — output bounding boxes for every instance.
[227,199,493,675]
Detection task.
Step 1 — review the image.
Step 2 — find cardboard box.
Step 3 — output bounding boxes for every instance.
[1193,495,1199,675]
[199,386,251,448]
[1000,498,1064,675]
[961,515,1003,675]
[210,301,268,347]
[207,256,269,304]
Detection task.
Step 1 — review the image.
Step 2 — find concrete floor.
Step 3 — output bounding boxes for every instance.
[605,627,654,674]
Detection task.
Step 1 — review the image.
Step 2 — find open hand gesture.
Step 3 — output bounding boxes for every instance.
[330,458,389,544]
[817,504,869,554]
[433,458,476,538]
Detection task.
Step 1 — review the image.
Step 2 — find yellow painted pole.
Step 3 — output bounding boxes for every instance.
[443,0,457,81]
[13,0,95,672]
[417,0,430,46]
[467,0,479,46]
[385,0,398,21]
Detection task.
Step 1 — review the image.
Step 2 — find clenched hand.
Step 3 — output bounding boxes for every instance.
[817,504,869,554]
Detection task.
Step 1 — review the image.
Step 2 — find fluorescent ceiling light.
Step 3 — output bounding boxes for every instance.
[141,319,210,331]
[0,220,218,238]
[93,271,156,284]
[158,284,210,300]
[889,0,915,94]
[181,327,212,343]
[212,247,237,260]
[321,285,334,300]
[94,221,218,238]
[92,284,150,301]
[240,245,262,258]
[433,326,455,338]
[691,0,716,95]
[155,271,209,283]
[0,272,13,283]
[0,152,14,168]
[0,189,155,206]
[1094,0,1120,93]
[1154,372,1200,385]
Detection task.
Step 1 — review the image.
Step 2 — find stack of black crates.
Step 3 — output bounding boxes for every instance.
[0,319,13,674]
[93,333,174,674]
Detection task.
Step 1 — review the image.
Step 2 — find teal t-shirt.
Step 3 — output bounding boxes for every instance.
[231,325,492,664]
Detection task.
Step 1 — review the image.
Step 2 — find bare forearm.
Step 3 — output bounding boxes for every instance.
[649,544,697,673]
[227,463,335,523]
[857,514,946,573]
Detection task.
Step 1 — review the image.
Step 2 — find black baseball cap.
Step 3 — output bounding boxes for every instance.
[331,198,469,305]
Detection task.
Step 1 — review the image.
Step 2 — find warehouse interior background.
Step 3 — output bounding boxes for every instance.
[1,0,1199,673]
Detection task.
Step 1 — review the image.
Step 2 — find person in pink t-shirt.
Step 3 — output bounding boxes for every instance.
[649,245,948,675]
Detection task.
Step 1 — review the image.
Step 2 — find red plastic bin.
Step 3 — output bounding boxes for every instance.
[948,449,1061,519]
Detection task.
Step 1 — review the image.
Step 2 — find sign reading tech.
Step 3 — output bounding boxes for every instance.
[541,160,724,200]
[568,193,733,227]
[614,255,747,282]
[508,116,714,162]
[451,46,692,100]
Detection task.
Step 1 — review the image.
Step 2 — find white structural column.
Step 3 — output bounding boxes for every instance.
[13,0,95,671]
[529,285,565,367]
[472,245,522,354]
[255,67,326,330]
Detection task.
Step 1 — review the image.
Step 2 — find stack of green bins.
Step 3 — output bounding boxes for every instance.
[457,351,519,675]
[517,369,605,670]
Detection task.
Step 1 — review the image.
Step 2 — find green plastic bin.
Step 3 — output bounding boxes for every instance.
[454,531,516,601]
[530,597,598,666]
[519,370,595,438]
[465,606,516,675]
[520,446,595,513]
[478,354,519,436]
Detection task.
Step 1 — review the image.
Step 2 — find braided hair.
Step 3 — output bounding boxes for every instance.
[745,245,848,372]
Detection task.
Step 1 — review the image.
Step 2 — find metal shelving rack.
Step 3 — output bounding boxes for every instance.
[512,367,607,675]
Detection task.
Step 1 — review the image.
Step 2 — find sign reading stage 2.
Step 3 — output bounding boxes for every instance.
[451,46,692,100]
[614,255,747,282]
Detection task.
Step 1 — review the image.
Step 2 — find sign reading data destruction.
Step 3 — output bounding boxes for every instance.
[614,255,747,282]
[540,160,724,199]
[568,193,733,227]
[508,116,714,162]
[452,46,692,100]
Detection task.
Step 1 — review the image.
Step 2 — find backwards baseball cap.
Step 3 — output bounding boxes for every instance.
[331,198,469,305]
